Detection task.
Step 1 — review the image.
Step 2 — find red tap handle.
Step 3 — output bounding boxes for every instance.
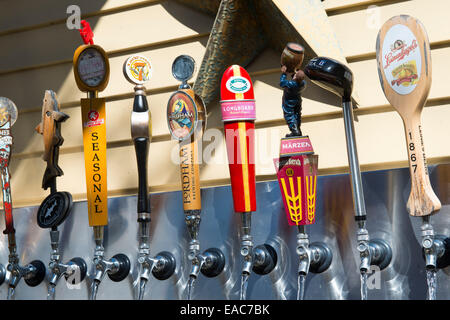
[79,20,94,45]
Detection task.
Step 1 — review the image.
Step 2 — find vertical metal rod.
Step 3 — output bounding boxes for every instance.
[342,100,367,218]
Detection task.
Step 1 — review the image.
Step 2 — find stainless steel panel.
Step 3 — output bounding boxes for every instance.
[0,164,449,299]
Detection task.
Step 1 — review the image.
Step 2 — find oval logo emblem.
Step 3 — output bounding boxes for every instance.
[226,76,250,94]
[167,91,198,141]
[382,24,421,95]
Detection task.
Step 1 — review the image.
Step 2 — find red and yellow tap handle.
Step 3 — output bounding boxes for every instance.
[220,65,256,213]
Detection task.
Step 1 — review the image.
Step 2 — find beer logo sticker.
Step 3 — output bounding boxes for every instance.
[226,76,251,94]
[123,55,152,85]
[84,110,104,127]
[382,24,422,95]
[167,91,198,141]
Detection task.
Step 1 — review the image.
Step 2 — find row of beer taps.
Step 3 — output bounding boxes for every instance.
[0,16,449,300]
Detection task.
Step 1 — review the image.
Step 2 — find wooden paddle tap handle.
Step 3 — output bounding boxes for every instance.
[403,116,441,216]
[35,90,69,190]
[376,15,440,217]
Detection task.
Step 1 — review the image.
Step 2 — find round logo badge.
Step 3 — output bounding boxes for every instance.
[226,76,251,94]
[167,91,198,141]
[382,24,422,95]
[37,192,73,229]
[286,168,294,177]
[172,55,195,83]
[123,55,152,85]
[0,97,18,127]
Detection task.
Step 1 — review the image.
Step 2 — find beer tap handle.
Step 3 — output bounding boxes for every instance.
[124,56,153,220]
[35,90,69,192]
[0,106,17,235]
[131,89,151,218]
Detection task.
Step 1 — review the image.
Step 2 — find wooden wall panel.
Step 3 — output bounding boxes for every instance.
[329,0,450,58]
[0,2,211,72]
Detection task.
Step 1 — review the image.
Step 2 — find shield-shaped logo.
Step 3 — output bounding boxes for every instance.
[274,154,318,226]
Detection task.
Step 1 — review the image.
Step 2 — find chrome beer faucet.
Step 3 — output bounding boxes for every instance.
[136,219,176,300]
[90,226,130,300]
[296,226,332,278]
[421,217,450,270]
[239,212,277,295]
[185,211,225,283]
[47,228,87,299]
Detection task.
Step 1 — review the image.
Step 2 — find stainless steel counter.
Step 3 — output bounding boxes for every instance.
[0,164,449,299]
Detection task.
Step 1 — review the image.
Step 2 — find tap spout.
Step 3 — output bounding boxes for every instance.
[137,222,176,299]
[239,212,277,276]
[6,234,46,299]
[296,226,332,276]
[189,253,207,279]
[296,229,310,276]
[47,230,87,289]
[421,217,450,269]
[357,227,371,274]
[240,212,253,275]
[357,224,392,274]
[90,227,131,300]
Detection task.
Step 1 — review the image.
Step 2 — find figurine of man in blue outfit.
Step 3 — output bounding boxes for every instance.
[280,65,306,137]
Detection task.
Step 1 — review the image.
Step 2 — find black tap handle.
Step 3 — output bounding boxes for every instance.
[134,137,150,217]
[131,91,151,221]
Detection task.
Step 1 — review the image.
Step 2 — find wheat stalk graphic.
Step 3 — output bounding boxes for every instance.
[281,177,302,225]
[306,176,316,223]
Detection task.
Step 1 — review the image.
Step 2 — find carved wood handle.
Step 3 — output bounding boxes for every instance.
[403,115,441,216]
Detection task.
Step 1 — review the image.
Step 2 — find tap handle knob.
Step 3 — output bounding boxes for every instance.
[252,244,278,275]
[201,248,226,278]
[0,264,5,286]
[152,251,176,280]
[107,254,131,282]
[24,260,46,287]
